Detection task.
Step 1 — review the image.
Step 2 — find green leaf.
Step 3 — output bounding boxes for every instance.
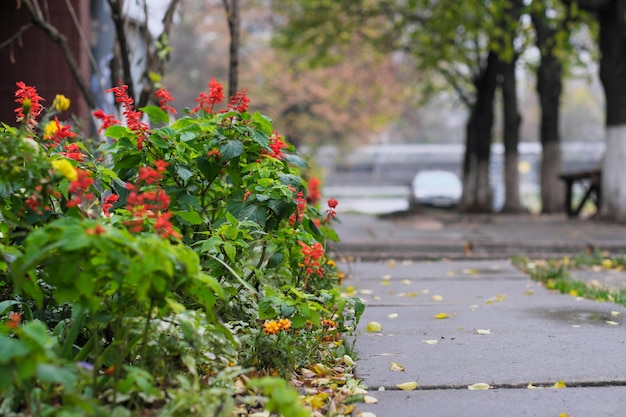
[284,154,308,168]
[220,140,244,160]
[0,336,30,363]
[196,157,221,182]
[223,242,236,263]
[174,209,204,225]
[37,364,77,387]
[60,224,90,251]
[180,131,196,142]
[175,165,194,182]
[266,252,284,268]
[149,133,170,149]
[115,154,142,170]
[0,300,20,315]
[104,125,130,140]
[141,105,170,124]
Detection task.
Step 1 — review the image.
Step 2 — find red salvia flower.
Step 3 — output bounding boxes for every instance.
[263,132,289,160]
[155,87,176,114]
[307,177,322,205]
[324,197,339,222]
[190,78,225,114]
[93,109,120,134]
[102,194,119,217]
[14,81,44,129]
[105,82,150,150]
[298,240,326,278]
[228,89,251,113]
[289,190,306,226]
[154,212,181,239]
[44,117,78,147]
[59,143,85,161]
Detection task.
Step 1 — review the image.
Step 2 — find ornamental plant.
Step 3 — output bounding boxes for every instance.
[0,80,363,416]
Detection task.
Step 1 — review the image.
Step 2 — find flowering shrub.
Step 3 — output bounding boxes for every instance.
[0,80,362,416]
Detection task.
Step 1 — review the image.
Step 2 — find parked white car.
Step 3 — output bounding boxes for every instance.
[409,170,462,209]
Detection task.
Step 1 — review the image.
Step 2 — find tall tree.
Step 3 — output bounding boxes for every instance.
[569,0,626,221]
[223,0,241,97]
[532,1,566,213]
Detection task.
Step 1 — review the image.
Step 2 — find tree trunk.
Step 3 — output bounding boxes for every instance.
[224,0,240,98]
[597,1,626,221]
[460,51,498,213]
[533,11,565,214]
[499,56,523,213]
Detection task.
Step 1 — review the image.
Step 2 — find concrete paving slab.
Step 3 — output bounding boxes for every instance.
[569,269,626,291]
[351,267,626,388]
[355,302,626,388]
[350,279,540,307]
[356,386,626,417]
[339,260,527,280]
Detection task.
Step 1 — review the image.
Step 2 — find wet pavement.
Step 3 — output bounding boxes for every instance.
[334,213,626,417]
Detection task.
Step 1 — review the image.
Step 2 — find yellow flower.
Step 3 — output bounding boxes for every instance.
[263,320,280,335]
[327,259,336,268]
[52,159,77,181]
[53,94,70,112]
[44,120,58,139]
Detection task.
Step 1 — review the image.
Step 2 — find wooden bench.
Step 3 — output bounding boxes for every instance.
[559,169,601,217]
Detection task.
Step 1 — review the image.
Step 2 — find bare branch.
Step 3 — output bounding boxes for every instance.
[0,23,32,51]
[107,0,136,101]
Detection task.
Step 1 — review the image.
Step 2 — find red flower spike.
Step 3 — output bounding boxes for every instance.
[14,81,44,129]
[190,78,225,114]
[155,87,176,114]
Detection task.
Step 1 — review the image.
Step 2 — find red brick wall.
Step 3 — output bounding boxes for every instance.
[0,1,90,127]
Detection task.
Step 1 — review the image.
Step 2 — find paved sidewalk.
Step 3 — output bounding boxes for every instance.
[333,213,626,417]
[330,212,626,259]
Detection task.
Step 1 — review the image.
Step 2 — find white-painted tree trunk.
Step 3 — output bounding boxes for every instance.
[600,125,626,222]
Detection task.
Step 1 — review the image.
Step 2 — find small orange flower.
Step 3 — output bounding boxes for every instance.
[263,320,280,335]
[322,319,337,328]
[277,318,292,331]
[104,365,115,376]
[7,312,21,329]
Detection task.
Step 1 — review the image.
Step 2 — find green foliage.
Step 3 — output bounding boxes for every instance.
[0,80,352,415]
[513,254,626,306]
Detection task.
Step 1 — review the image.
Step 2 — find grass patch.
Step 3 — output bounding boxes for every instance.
[512,253,626,307]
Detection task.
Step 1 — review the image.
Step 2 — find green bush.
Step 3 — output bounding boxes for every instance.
[0,80,361,416]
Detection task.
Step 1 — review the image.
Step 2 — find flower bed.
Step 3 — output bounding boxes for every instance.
[0,80,364,416]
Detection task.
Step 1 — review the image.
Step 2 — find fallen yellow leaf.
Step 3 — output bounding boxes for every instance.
[602,259,613,269]
[475,329,491,335]
[313,363,331,375]
[401,279,411,285]
[467,382,491,390]
[558,413,570,417]
[363,395,378,404]
[365,321,382,332]
[387,313,399,319]
[434,313,450,319]
[382,274,392,280]
[422,339,439,345]
[360,413,377,417]
[527,383,542,389]
[381,281,391,286]
[552,380,567,389]
[389,362,405,372]
[396,381,418,391]
[342,355,355,366]
[606,320,619,326]
[431,295,444,301]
